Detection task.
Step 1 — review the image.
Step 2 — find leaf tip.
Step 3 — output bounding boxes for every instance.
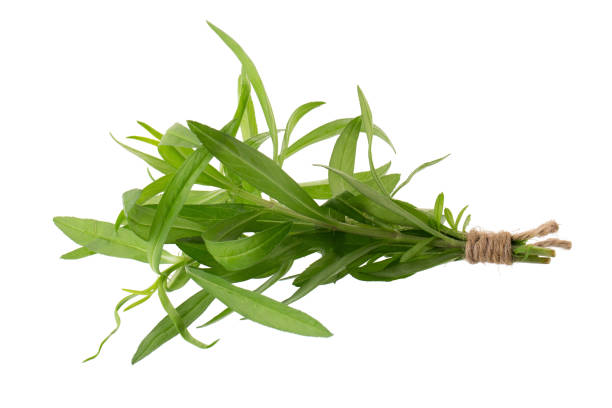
[130,354,141,365]
[320,327,333,338]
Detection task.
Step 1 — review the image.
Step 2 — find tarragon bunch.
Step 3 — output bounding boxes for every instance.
[54,22,568,364]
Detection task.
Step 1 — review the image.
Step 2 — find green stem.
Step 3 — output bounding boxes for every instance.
[229,187,465,247]
[512,255,551,264]
[513,245,555,258]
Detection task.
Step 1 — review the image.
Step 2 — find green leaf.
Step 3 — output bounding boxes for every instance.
[176,238,223,268]
[83,293,138,363]
[111,134,176,175]
[299,161,392,199]
[167,266,190,292]
[144,190,229,206]
[122,195,210,243]
[352,252,461,282]
[281,101,325,161]
[205,222,292,271]
[339,194,431,231]
[203,210,263,241]
[322,191,371,225]
[329,117,362,196]
[137,121,164,140]
[208,21,279,161]
[444,208,455,229]
[357,86,387,194]
[179,203,255,224]
[284,242,381,304]
[178,234,314,281]
[292,251,338,287]
[126,136,159,146]
[54,217,179,264]
[187,267,332,337]
[196,165,235,190]
[462,214,472,232]
[455,205,469,231]
[60,246,96,260]
[132,289,215,364]
[139,174,172,204]
[392,154,450,197]
[188,121,329,222]
[433,193,444,228]
[158,144,188,169]
[148,147,213,274]
[317,165,450,240]
[161,123,201,148]
[283,118,395,160]
[199,261,292,327]
[239,68,258,141]
[156,279,218,351]
[400,237,435,263]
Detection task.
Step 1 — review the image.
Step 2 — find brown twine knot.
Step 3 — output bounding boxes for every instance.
[465,220,572,265]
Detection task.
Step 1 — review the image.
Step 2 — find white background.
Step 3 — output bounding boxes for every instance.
[1,1,610,407]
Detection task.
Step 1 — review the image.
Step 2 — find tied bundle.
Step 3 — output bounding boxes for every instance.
[54,22,571,364]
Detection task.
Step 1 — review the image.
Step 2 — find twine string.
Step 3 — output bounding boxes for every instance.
[465,220,572,264]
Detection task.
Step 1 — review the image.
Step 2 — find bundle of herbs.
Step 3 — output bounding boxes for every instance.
[54,22,571,363]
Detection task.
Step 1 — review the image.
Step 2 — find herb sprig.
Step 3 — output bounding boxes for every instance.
[54,22,568,364]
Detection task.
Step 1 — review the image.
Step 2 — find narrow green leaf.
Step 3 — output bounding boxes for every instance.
[392,154,450,197]
[178,233,315,281]
[433,193,444,228]
[127,136,160,146]
[111,134,176,175]
[444,208,455,229]
[329,117,362,196]
[132,289,214,364]
[167,266,190,292]
[82,293,138,363]
[156,279,218,351]
[203,210,263,241]
[139,174,172,204]
[208,21,279,161]
[123,291,154,312]
[292,252,337,287]
[196,165,235,190]
[60,246,95,260]
[199,261,292,327]
[281,101,325,161]
[462,214,472,232]
[299,161,392,199]
[317,165,450,240]
[114,210,126,231]
[352,252,461,282]
[148,147,213,274]
[145,190,229,205]
[137,121,164,140]
[205,222,292,271]
[283,118,395,160]
[187,267,332,337]
[455,205,469,230]
[400,237,435,263]
[158,144,187,169]
[284,242,381,304]
[239,68,258,140]
[176,238,223,268]
[161,123,201,148]
[357,86,387,194]
[54,217,179,264]
[222,71,253,139]
[179,203,255,223]
[188,121,329,222]
[322,191,371,224]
